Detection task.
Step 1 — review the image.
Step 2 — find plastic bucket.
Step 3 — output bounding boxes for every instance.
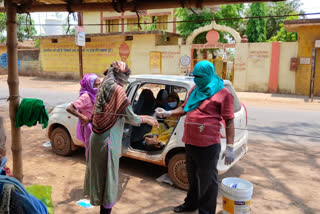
[221,177,253,214]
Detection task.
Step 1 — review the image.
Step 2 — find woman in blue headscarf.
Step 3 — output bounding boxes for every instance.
[156,60,235,214]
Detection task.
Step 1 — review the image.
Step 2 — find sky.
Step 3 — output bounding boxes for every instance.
[30,0,320,35]
[300,0,320,18]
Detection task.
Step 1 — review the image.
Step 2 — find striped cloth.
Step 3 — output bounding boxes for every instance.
[92,85,129,134]
[92,61,131,134]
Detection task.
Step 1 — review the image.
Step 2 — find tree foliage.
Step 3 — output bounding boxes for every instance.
[175,7,213,43]
[175,0,302,44]
[269,14,298,42]
[246,3,267,42]
[0,13,37,42]
[265,0,302,40]
[214,4,245,43]
[175,6,247,44]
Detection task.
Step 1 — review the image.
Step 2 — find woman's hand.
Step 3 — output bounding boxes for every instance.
[80,115,90,126]
[142,116,159,128]
[155,108,172,118]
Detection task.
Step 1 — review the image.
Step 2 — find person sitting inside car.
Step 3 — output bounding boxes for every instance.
[142,92,181,150]
[155,89,168,109]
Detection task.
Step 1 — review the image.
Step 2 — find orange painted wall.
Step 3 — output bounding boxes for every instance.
[268,42,281,93]
[295,26,320,95]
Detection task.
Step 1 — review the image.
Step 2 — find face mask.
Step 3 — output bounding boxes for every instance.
[194,76,207,89]
[168,102,177,108]
[193,77,201,86]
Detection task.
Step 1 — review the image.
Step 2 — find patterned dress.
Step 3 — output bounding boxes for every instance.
[84,105,141,208]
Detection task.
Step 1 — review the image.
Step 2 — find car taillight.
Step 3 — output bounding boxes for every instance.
[220,120,226,138]
[241,103,248,126]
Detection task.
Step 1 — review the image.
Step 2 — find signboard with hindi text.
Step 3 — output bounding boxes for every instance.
[75,26,85,47]
[40,39,132,73]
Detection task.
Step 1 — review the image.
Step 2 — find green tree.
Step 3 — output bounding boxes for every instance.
[175,5,246,44]
[0,13,37,42]
[214,4,245,43]
[246,3,267,42]
[269,14,298,42]
[175,7,213,44]
[265,0,302,40]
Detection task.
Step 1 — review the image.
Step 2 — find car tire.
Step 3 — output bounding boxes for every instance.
[50,126,72,156]
[168,153,189,191]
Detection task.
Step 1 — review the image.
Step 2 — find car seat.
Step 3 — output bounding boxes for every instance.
[133,89,156,115]
[131,89,156,147]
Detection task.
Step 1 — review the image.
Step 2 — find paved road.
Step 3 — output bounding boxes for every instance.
[0,87,78,107]
[1,86,320,145]
[246,105,320,145]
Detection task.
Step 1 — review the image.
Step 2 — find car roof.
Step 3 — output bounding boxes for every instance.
[129,74,232,87]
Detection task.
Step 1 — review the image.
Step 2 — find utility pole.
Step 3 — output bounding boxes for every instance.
[78,12,84,79]
[310,48,316,102]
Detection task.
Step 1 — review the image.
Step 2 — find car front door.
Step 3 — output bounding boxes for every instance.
[121,81,141,155]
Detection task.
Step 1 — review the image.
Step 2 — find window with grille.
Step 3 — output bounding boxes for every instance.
[153,15,168,31]
[127,18,140,31]
[106,19,120,33]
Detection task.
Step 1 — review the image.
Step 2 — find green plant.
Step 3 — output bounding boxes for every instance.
[265,0,302,40]
[269,14,298,42]
[0,13,37,42]
[214,4,246,43]
[35,39,40,48]
[175,7,213,44]
[246,3,267,42]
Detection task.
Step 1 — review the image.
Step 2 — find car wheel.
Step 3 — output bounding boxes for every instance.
[50,126,72,156]
[168,153,189,191]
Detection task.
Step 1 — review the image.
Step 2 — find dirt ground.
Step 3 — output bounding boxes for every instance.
[0,76,320,214]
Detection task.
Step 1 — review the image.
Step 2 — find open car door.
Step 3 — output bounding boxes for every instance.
[121,82,141,155]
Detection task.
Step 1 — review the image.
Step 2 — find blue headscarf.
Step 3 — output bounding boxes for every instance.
[184,60,224,112]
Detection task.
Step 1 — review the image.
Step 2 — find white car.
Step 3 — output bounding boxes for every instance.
[46,75,248,190]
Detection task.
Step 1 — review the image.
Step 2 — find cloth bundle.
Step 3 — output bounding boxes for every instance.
[15,98,49,129]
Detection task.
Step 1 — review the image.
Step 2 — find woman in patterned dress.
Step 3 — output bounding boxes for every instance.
[84,61,158,214]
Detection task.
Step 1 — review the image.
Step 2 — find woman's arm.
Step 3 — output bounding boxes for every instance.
[156,106,186,118]
[66,104,90,126]
[140,115,159,128]
[124,106,159,128]
[170,106,187,117]
[225,119,235,146]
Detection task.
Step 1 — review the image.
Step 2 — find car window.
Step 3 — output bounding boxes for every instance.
[173,86,187,103]
[134,84,165,102]
[132,83,187,113]
[225,84,241,112]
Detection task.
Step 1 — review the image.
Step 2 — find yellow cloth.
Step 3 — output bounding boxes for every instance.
[145,116,179,146]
